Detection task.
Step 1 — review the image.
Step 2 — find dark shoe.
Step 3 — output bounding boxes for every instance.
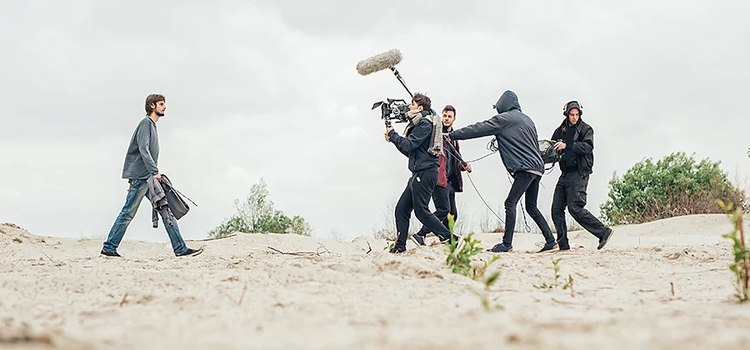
[597,229,615,250]
[439,233,461,244]
[100,249,121,257]
[556,237,570,250]
[538,241,559,253]
[488,243,513,253]
[410,233,426,246]
[389,245,407,254]
[176,247,204,257]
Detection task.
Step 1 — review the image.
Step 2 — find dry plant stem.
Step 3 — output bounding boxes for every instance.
[670,282,675,297]
[569,276,574,298]
[267,246,316,256]
[739,214,749,294]
[41,252,62,269]
[238,284,248,306]
[195,234,237,242]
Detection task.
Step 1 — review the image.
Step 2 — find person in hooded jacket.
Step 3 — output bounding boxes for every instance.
[385,93,456,254]
[550,101,614,250]
[448,90,557,253]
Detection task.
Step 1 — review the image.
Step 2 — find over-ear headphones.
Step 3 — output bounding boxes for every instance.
[563,100,583,117]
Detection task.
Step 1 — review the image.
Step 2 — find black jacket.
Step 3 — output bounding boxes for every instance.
[551,118,594,176]
[388,111,439,173]
[449,90,544,175]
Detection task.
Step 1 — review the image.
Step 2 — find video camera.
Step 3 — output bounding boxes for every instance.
[372,98,410,127]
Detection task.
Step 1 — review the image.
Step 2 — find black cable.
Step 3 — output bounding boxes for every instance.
[465,171,505,226]
[464,138,499,163]
[443,138,505,226]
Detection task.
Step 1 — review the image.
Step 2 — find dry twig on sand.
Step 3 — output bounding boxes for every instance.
[238,284,248,306]
[267,245,335,257]
[193,234,237,242]
[119,293,129,307]
[267,246,316,256]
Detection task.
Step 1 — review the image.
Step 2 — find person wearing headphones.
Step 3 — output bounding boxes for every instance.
[550,101,614,251]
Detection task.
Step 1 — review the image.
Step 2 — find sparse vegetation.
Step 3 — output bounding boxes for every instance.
[445,231,483,277]
[444,215,500,281]
[719,200,749,302]
[600,152,747,225]
[469,271,503,311]
[534,257,573,292]
[442,214,503,310]
[208,179,313,238]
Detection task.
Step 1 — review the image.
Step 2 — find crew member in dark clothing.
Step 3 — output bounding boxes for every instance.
[411,105,471,246]
[448,90,557,253]
[385,93,456,253]
[551,101,614,250]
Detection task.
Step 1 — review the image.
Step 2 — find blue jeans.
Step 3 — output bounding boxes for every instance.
[103,179,188,255]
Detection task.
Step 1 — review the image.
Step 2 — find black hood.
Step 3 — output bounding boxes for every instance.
[494,90,521,114]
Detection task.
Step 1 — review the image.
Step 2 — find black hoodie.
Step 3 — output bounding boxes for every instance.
[388,110,439,173]
[448,90,544,175]
[551,118,594,176]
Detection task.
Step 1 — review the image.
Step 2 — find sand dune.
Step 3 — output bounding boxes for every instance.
[2,214,750,349]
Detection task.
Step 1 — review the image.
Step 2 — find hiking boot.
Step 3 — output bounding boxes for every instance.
[538,241,559,253]
[389,245,406,254]
[410,233,426,246]
[176,247,204,257]
[597,228,615,250]
[100,249,121,257]
[488,243,513,253]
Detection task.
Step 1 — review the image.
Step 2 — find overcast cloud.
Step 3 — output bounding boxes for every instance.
[1,0,748,244]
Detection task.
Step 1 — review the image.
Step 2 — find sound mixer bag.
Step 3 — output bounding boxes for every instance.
[538,139,562,165]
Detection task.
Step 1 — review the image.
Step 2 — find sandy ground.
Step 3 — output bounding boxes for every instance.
[2,214,750,350]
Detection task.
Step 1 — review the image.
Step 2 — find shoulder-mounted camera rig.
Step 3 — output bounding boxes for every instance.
[371,98,410,127]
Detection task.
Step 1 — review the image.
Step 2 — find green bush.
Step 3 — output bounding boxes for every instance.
[600,152,746,225]
[208,178,312,238]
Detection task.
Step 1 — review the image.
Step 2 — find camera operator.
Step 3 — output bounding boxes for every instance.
[385,93,456,254]
[551,101,614,250]
[448,90,557,253]
[411,105,471,246]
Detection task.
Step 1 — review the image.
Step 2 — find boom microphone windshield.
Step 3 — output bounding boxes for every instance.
[356,49,403,76]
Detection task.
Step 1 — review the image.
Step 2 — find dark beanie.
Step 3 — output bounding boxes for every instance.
[565,101,582,116]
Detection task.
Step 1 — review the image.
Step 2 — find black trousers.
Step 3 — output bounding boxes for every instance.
[395,168,451,248]
[503,172,555,246]
[552,172,609,249]
[415,182,457,236]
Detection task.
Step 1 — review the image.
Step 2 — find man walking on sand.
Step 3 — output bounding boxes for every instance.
[448,90,557,253]
[385,93,459,254]
[550,101,614,250]
[101,94,202,258]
